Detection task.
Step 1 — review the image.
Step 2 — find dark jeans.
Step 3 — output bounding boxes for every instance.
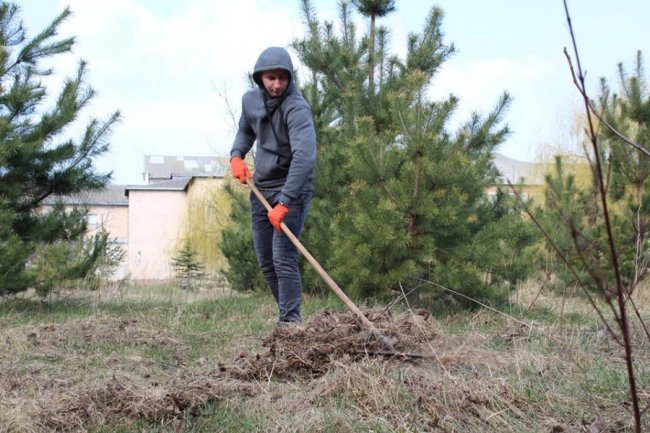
[250,187,312,323]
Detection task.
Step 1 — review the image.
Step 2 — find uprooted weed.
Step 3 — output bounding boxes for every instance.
[9,372,258,432]
[220,308,439,381]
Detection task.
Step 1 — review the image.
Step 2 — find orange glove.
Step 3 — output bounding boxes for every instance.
[268,203,289,232]
[230,156,251,183]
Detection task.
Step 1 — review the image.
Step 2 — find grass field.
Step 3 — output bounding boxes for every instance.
[0,283,648,432]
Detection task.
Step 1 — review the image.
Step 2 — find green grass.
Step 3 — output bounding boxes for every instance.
[0,283,648,432]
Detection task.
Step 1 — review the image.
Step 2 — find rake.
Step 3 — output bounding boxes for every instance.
[247,180,427,358]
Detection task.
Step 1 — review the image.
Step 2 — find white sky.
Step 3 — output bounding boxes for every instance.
[18,0,650,184]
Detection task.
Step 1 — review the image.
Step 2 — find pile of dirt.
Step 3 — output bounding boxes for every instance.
[220,308,439,381]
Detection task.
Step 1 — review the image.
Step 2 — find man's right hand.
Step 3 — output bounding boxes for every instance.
[230,157,251,184]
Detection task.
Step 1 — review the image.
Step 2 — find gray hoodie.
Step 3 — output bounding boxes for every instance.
[230,47,317,206]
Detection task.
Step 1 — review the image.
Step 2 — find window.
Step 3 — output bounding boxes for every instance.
[86,213,98,226]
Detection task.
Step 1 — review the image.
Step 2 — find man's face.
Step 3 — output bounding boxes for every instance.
[261,69,290,97]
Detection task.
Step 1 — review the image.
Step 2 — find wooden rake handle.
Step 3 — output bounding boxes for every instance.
[247,179,377,331]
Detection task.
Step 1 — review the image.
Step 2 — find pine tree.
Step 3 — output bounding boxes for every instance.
[219,182,266,292]
[537,51,650,296]
[28,224,116,295]
[294,1,537,302]
[0,3,120,295]
[171,242,205,290]
[599,52,650,293]
[220,0,537,304]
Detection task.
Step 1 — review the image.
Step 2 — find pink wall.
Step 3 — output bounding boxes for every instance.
[127,190,188,280]
[86,205,129,279]
[86,205,129,240]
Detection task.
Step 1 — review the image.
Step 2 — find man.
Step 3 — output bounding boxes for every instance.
[230,46,317,326]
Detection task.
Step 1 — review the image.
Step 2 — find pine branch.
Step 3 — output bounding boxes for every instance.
[10,7,73,75]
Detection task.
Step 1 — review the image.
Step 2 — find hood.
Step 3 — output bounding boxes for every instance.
[252,47,294,88]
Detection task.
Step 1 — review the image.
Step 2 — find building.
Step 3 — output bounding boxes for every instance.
[43,153,547,282]
[44,155,231,282]
[42,184,131,279]
[488,152,548,202]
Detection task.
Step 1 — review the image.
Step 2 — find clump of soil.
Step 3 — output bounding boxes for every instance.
[220,308,438,381]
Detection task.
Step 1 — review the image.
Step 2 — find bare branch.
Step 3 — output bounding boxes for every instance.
[212,81,239,133]
[563,49,650,157]
[506,180,621,346]
[563,1,642,430]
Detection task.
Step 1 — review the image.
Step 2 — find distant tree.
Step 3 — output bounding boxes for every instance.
[171,242,205,290]
[183,180,231,272]
[0,3,120,295]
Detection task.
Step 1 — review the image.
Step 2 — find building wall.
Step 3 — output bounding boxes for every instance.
[486,184,545,203]
[127,190,188,280]
[85,204,130,279]
[86,205,129,240]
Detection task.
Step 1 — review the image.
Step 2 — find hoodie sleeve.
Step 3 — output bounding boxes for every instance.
[230,97,256,159]
[279,101,317,205]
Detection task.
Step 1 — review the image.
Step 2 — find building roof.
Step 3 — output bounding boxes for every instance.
[42,184,129,206]
[143,155,229,182]
[43,153,543,206]
[493,153,545,185]
[125,177,192,195]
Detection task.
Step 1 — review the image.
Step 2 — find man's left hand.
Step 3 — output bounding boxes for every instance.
[268,203,289,232]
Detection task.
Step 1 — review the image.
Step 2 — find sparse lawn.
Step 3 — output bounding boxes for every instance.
[0,283,648,432]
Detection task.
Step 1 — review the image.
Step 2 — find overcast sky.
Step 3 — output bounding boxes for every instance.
[18,0,650,184]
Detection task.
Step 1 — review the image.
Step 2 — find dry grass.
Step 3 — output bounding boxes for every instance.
[0,283,648,432]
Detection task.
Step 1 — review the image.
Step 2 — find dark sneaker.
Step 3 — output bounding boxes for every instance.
[276,320,301,328]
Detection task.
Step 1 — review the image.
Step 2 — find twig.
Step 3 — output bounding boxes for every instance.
[506,180,622,346]
[397,282,456,382]
[212,81,239,133]
[485,408,510,421]
[623,292,650,343]
[563,1,641,430]
[417,278,533,330]
[383,282,425,313]
[526,269,551,312]
[563,53,650,158]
